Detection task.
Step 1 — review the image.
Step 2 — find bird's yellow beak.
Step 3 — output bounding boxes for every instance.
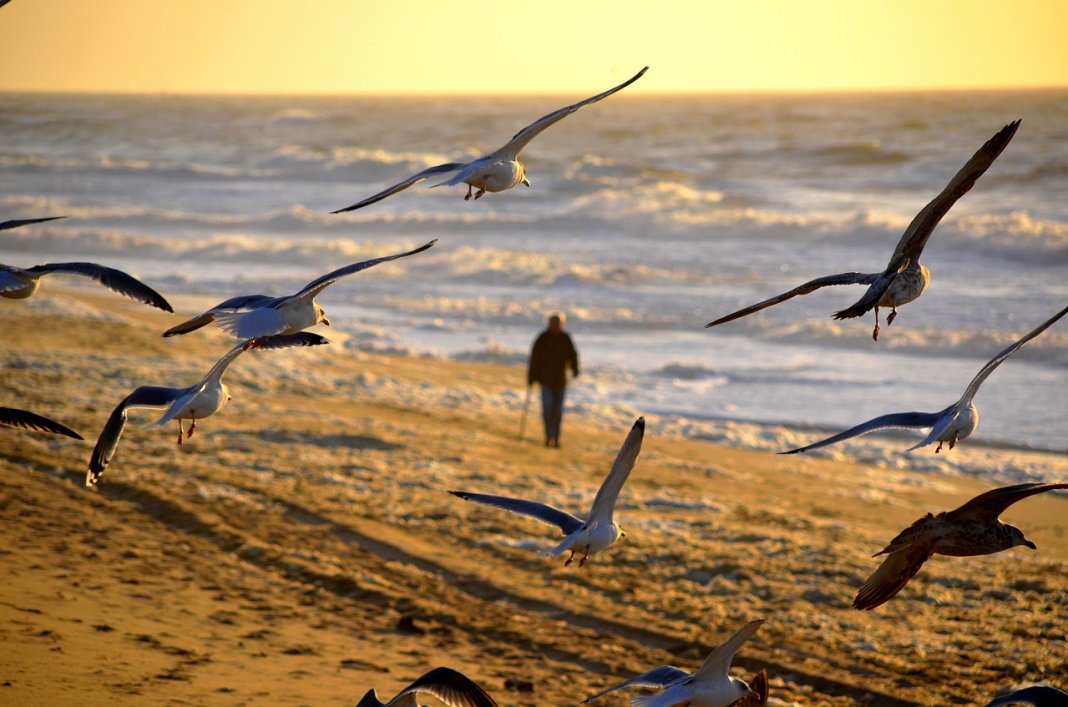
[322,317,331,326]
[521,176,531,187]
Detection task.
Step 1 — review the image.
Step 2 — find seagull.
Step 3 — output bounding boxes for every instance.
[984,686,1068,707]
[0,407,83,440]
[162,240,435,339]
[356,667,499,707]
[583,618,765,706]
[853,481,1068,611]
[1,260,173,312]
[0,216,66,231]
[781,304,1068,455]
[705,120,1020,340]
[450,417,644,567]
[331,67,648,213]
[87,332,328,486]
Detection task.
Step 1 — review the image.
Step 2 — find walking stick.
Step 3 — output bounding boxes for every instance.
[518,385,532,440]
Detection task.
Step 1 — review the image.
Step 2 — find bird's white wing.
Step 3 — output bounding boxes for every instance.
[780,410,946,454]
[588,417,645,524]
[388,667,499,707]
[87,386,187,486]
[214,307,288,339]
[0,267,30,292]
[25,262,173,312]
[0,407,83,439]
[582,665,691,703]
[449,491,585,534]
[959,304,1068,404]
[488,66,648,161]
[332,162,469,214]
[294,239,436,301]
[691,619,765,683]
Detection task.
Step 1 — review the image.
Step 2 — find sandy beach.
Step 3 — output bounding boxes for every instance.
[1,286,1066,706]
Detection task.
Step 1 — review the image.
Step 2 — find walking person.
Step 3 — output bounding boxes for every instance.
[527,313,579,448]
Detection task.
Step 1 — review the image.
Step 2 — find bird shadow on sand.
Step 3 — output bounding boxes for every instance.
[223,429,404,452]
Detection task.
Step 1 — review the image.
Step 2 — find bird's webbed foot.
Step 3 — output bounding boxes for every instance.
[176,420,185,445]
[188,415,197,439]
[578,546,590,567]
[935,441,943,453]
[887,307,898,326]
[564,550,575,567]
[948,437,957,450]
[473,187,486,200]
[872,307,881,341]
[464,184,473,201]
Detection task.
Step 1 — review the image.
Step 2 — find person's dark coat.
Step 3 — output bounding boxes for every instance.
[528,331,579,389]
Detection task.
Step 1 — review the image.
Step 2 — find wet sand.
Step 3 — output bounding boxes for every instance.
[1,287,1066,706]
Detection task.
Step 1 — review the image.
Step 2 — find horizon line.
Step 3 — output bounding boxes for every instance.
[2,83,1067,99]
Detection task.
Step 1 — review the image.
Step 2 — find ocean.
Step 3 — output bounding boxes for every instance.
[2,90,1066,461]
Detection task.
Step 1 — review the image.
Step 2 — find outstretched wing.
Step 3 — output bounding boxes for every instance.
[779,411,944,454]
[331,163,468,214]
[834,120,1020,321]
[735,669,770,707]
[950,482,1068,523]
[294,239,437,300]
[449,491,584,535]
[693,619,766,682]
[392,667,499,707]
[162,294,281,337]
[0,216,66,231]
[490,66,648,160]
[852,545,933,610]
[87,386,185,486]
[194,331,332,391]
[705,272,879,328]
[984,685,1068,707]
[582,665,691,704]
[0,407,83,439]
[588,417,645,524]
[959,304,1068,404]
[25,262,174,312]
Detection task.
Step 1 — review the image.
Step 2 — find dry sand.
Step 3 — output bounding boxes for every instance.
[1,287,1066,706]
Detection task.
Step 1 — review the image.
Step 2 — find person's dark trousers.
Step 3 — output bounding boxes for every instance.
[540,385,566,446]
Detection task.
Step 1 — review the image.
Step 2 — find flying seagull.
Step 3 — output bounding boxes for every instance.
[853,481,1068,610]
[984,686,1068,707]
[332,67,648,213]
[162,240,435,339]
[356,667,499,707]
[705,120,1020,340]
[450,417,644,566]
[1,260,173,312]
[0,216,66,231]
[0,406,83,440]
[583,618,765,706]
[781,304,1068,455]
[87,332,328,486]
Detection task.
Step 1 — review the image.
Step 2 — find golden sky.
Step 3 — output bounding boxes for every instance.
[1,0,1066,94]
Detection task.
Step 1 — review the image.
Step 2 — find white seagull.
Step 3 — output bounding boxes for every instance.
[2,260,173,312]
[162,240,435,339]
[0,216,66,231]
[356,667,499,707]
[706,121,1020,340]
[332,67,648,213]
[0,406,83,440]
[87,332,328,486]
[782,304,1068,455]
[450,417,644,567]
[583,618,766,707]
